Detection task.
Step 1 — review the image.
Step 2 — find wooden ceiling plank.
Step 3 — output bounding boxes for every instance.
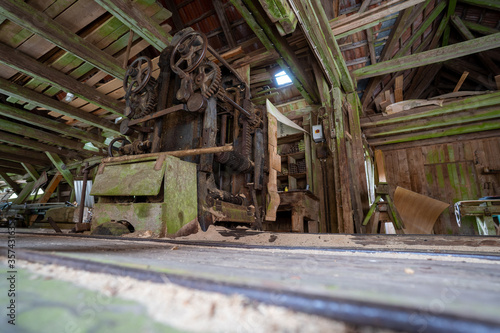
[451,15,500,74]
[0,169,22,193]
[214,0,236,48]
[0,118,83,151]
[0,79,120,137]
[0,0,125,79]
[0,99,106,148]
[0,43,124,117]
[0,130,85,158]
[353,33,500,79]
[95,0,172,52]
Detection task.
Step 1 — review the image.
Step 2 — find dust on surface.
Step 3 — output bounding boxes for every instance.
[14,259,388,333]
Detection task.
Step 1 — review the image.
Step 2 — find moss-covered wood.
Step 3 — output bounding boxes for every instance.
[95,0,172,51]
[0,43,124,117]
[45,153,74,189]
[0,0,125,79]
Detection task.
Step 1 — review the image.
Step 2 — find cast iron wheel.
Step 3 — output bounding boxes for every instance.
[108,137,131,157]
[170,31,207,75]
[123,56,153,94]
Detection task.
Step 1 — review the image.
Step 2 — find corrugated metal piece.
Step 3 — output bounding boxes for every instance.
[74,180,95,208]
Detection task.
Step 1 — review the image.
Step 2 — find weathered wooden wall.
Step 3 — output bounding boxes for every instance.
[381,136,500,235]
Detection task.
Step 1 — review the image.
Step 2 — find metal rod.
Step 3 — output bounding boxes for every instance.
[101,145,234,164]
[77,163,89,224]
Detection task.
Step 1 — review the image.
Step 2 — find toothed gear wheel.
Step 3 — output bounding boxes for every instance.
[194,61,221,98]
[126,79,158,119]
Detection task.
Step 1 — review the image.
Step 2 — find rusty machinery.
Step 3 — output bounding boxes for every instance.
[90,29,267,236]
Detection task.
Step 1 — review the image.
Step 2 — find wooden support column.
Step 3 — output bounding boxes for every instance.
[332,87,354,233]
[0,169,22,194]
[353,33,500,79]
[164,0,184,31]
[0,43,124,117]
[0,79,120,137]
[0,0,125,79]
[95,0,172,51]
[45,153,74,189]
[21,163,39,181]
[346,93,369,230]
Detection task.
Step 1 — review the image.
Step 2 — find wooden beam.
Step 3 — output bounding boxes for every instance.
[257,0,298,35]
[45,153,74,188]
[453,71,469,92]
[353,33,500,79]
[330,0,425,36]
[450,15,500,74]
[231,0,318,103]
[366,28,377,65]
[0,119,83,151]
[0,151,50,166]
[0,170,22,194]
[442,0,457,47]
[0,101,107,148]
[0,43,124,117]
[0,131,85,158]
[95,0,172,52]
[0,160,24,171]
[394,1,446,58]
[394,75,403,102]
[164,0,184,31]
[0,0,125,79]
[463,21,499,36]
[21,163,40,181]
[458,0,500,10]
[214,0,236,48]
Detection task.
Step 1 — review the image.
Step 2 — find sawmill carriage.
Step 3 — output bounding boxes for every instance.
[90,28,270,236]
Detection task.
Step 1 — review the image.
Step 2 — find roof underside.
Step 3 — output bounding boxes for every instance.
[0,0,498,179]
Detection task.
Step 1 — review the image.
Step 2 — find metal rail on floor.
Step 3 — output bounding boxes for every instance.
[14,249,500,333]
[3,231,500,261]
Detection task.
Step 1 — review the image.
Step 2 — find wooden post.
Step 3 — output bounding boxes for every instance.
[45,153,74,189]
[453,71,469,92]
[21,163,40,181]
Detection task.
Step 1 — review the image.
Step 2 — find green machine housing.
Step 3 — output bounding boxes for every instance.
[90,155,197,237]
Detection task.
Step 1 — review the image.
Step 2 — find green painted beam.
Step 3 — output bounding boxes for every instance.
[0,99,108,148]
[232,0,318,103]
[258,0,297,35]
[362,92,500,128]
[309,0,356,92]
[0,78,120,136]
[368,108,500,138]
[442,0,457,47]
[45,152,74,188]
[95,0,172,51]
[0,43,124,117]
[0,0,125,79]
[21,163,40,181]
[463,21,500,35]
[458,0,500,10]
[0,119,84,151]
[353,32,500,79]
[289,0,341,89]
[370,120,500,146]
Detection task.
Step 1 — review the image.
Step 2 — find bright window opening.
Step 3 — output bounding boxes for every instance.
[275,71,292,86]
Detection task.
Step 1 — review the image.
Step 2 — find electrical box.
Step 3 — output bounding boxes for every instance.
[312,125,324,143]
